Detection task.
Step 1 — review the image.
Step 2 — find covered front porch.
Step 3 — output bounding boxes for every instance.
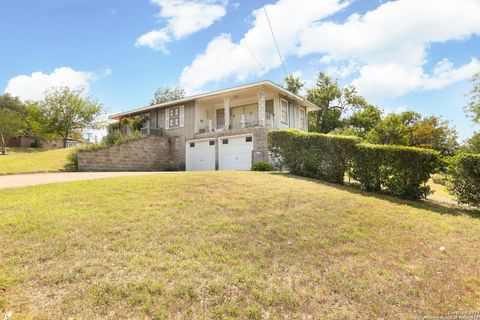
[194,86,277,135]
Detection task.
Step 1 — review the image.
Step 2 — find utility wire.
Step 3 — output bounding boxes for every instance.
[263,3,288,78]
[240,39,266,72]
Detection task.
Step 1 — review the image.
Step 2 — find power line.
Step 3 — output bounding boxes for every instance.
[240,39,266,72]
[263,4,288,78]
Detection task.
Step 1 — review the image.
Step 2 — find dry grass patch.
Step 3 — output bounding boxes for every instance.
[0,172,479,319]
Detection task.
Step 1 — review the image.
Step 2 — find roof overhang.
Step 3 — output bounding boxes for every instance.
[109,80,319,120]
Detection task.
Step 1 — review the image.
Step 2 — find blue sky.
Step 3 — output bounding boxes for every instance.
[1,0,480,141]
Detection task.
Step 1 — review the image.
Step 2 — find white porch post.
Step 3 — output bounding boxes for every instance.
[224,97,230,130]
[257,90,266,127]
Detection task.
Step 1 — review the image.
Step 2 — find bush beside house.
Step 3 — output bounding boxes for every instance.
[268,130,359,184]
[268,130,441,200]
[351,144,440,199]
[447,154,480,208]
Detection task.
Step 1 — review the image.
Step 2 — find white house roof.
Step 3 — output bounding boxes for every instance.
[109,80,319,119]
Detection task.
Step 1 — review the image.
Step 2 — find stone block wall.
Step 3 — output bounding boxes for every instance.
[78,136,170,171]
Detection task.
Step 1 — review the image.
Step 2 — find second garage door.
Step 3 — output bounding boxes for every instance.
[219,135,254,170]
[186,139,216,171]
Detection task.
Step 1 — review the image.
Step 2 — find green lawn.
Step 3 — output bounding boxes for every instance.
[0,147,73,175]
[0,172,479,319]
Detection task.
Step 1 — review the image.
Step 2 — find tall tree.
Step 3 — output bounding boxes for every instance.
[465,72,480,124]
[0,94,26,155]
[307,72,367,133]
[466,132,480,153]
[284,75,304,95]
[150,86,185,106]
[345,104,383,137]
[365,111,421,145]
[411,116,458,155]
[40,87,103,148]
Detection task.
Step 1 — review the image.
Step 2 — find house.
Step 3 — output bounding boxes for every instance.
[107,80,319,171]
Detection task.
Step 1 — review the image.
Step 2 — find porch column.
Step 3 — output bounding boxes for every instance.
[224,97,230,130]
[257,90,266,127]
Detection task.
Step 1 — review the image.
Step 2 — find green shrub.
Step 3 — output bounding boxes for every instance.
[349,144,384,192]
[66,149,79,171]
[252,161,275,171]
[268,130,359,184]
[447,153,480,208]
[351,144,440,199]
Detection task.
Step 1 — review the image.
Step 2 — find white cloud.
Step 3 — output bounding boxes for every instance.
[422,58,480,90]
[4,67,96,101]
[298,0,480,100]
[181,0,480,100]
[180,0,347,92]
[135,29,172,53]
[136,0,227,52]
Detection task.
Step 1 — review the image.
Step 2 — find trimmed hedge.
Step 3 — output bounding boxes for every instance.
[351,144,440,199]
[252,161,275,171]
[268,130,441,200]
[447,154,480,208]
[268,130,359,184]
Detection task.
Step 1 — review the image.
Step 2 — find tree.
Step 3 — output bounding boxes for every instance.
[345,104,383,137]
[40,87,102,148]
[24,101,55,145]
[284,75,304,95]
[150,86,185,106]
[465,72,480,124]
[0,94,25,155]
[365,111,421,145]
[307,72,368,133]
[466,132,480,153]
[410,116,458,156]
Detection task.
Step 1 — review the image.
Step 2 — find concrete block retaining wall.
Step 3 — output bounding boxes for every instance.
[78,136,170,171]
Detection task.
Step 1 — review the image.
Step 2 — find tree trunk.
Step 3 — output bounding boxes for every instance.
[63,136,68,148]
[0,132,6,155]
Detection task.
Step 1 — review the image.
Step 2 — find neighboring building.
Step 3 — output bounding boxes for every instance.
[7,136,85,148]
[108,80,319,171]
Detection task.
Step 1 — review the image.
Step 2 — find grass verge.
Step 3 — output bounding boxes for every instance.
[0,172,479,318]
[0,147,74,175]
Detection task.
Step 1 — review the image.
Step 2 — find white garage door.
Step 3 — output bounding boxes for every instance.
[186,139,216,171]
[219,135,253,170]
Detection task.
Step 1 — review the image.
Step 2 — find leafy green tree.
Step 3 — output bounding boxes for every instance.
[345,104,383,137]
[24,101,55,145]
[0,94,26,155]
[410,116,458,156]
[465,72,480,124]
[284,75,304,95]
[40,87,103,148]
[307,72,368,133]
[150,86,185,106]
[366,111,421,145]
[465,132,480,153]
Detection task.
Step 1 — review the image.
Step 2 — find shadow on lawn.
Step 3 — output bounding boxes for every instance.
[272,172,480,219]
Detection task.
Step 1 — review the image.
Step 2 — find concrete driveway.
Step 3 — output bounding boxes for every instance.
[0,172,160,190]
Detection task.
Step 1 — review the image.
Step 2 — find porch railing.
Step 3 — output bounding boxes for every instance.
[140,127,163,137]
[198,112,274,134]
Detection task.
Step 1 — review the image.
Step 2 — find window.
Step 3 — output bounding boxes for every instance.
[190,142,195,147]
[209,140,215,146]
[299,107,306,130]
[281,99,288,123]
[168,107,180,128]
[222,139,229,144]
[246,136,252,142]
[216,108,225,129]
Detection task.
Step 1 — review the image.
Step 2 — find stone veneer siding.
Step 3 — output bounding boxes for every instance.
[78,136,170,171]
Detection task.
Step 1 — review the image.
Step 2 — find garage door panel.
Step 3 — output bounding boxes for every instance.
[219,136,253,171]
[186,140,216,171]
